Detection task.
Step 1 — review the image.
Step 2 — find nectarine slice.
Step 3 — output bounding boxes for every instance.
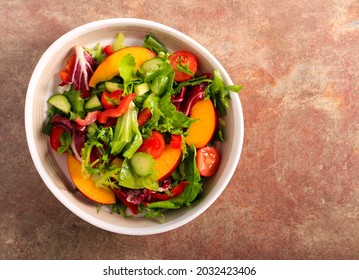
[67,154,116,204]
[89,46,156,87]
[185,98,217,148]
[154,144,182,181]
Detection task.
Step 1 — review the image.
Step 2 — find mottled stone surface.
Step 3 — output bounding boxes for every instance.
[1,0,359,259]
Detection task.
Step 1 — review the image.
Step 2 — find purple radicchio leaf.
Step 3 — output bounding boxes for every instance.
[120,187,156,205]
[50,114,86,159]
[178,83,206,115]
[71,46,97,91]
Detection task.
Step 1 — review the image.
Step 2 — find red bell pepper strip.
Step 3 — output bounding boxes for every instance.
[97,93,136,124]
[75,111,101,126]
[154,181,189,201]
[101,90,123,109]
[113,188,139,215]
[137,107,152,127]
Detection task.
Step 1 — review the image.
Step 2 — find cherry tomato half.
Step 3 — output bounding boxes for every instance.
[137,131,165,159]
[49,126,65,152]
[169,51,197,82]
[196,146,221,177]
[170,134,182,149]
[100,90,123,109]
[103,45,113,56]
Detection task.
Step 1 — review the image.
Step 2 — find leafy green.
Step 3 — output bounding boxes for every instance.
[118,54,141,94]
[173,76,212,94]
[147,196,185,209]
[208,70,242,116]
[143,35,167,56]
[93,165,121,189]
[81,138,103,179]
[137,205,165,222]
[136,57,194,138]
[57,131,72,155]
[80,126,112,178]
[85,43,106,64]
[176,62,194,76]
[183,145,202,204]
[110,102,143,158]
[109,203,128,218]
[146,145,202,210]
[42,106,61,135]
[117,158,159,191]
[63,87,85,119]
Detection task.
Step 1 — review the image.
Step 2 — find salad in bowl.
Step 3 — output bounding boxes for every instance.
[25,19,244,234]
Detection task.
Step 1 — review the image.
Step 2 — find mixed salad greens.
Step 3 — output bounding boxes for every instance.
[43,33,242,220]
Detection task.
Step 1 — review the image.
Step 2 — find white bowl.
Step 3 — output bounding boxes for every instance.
[25,18,244,235]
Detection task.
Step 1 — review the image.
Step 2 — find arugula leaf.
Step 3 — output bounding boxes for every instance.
[57,131,72,155]
[173,76,212,94]
[143,35,168,56]
[176,62,194,76]
[183,145,202,204]
[63,86,85,119]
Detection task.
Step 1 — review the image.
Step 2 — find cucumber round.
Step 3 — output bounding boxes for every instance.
[47,94,71,114]
[140,57,165,75]
[130,152,154,177]
[85,94,102,111]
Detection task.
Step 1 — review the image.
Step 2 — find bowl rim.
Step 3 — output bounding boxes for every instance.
[25,18,244,235]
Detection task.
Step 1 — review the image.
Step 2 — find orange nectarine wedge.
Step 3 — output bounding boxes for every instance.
[67,154,116,204]
[154,144,182,181]
[185,99,217,148]
[89,46,156,87]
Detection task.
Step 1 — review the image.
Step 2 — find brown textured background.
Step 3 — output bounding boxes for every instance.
[1,0,359,259]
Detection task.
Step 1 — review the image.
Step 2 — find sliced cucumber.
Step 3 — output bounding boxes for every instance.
[130,152,154,177]
[140,57,165,75]
[134,82,150,95]
[112,32,125,52]
[105,82,123,92]
[47,94,71,114]
[85,94,102,111]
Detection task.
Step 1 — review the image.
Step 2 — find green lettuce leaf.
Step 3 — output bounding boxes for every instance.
[110,102,143,158]
[118,54,141,94]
